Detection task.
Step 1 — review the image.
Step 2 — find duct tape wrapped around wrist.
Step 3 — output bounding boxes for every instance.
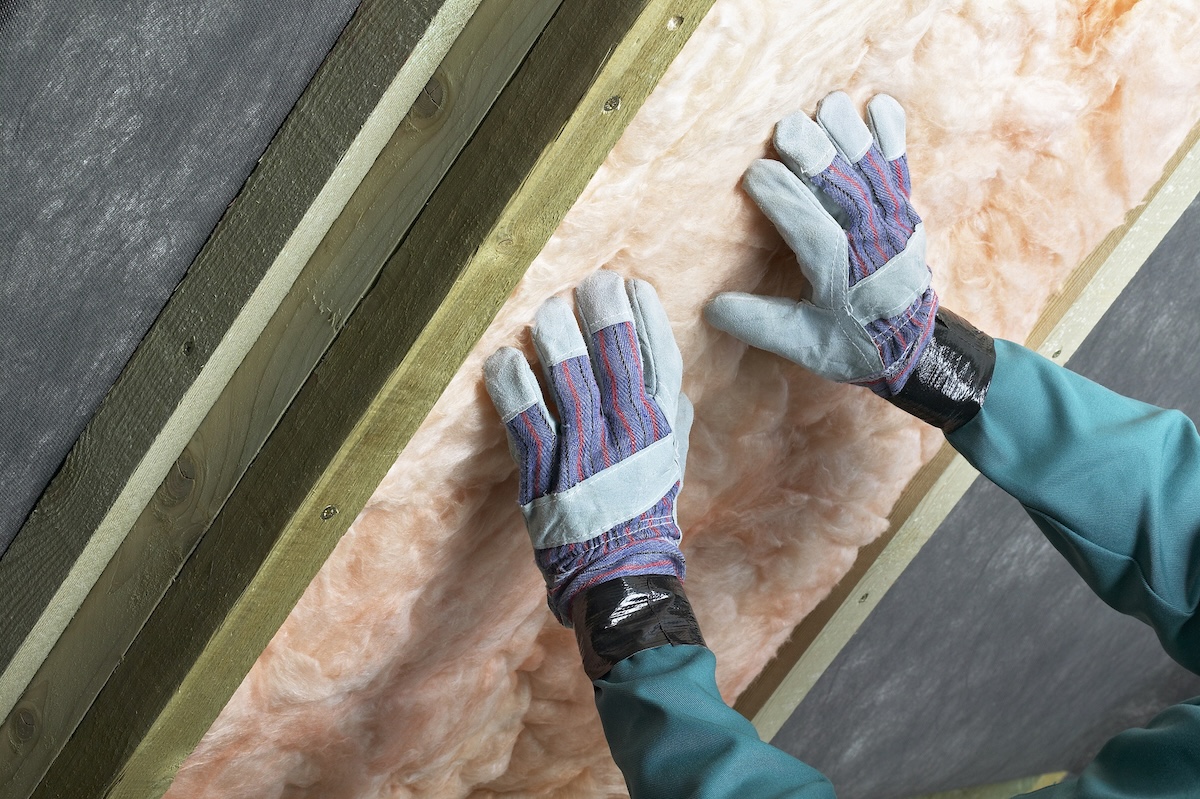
[887,308,995,432]
[571,574,705,681]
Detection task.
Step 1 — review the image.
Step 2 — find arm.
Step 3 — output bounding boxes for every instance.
[888,320,1200,798]
[596,643,835,799]
[945,337,1200,675]
[578,576,834,799]
[484,272,835,799]
[704,90,1200,797]
[1023,699,1200,798]
[704,87,1200,675]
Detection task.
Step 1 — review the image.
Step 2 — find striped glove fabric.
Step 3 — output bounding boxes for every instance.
[484,270,694,627]
[705,91,938,397]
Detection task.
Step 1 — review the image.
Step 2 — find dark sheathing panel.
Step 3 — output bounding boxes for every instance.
[771,192,1200,798]
[0,0,361,556]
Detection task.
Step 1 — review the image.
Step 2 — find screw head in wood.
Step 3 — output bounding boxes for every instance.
[602,95,622,114]
[321,505,339,520]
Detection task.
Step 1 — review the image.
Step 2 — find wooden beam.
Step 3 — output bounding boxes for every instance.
[32,1,715,796]
[0,0,561,794]
[913,772,1068,799]
[0,0,482,724]
[736,119,1200,740]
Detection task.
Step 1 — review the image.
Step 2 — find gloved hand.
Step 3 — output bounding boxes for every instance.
[484,270,695,628]
[706,91,994,431]
[704,91,937,397]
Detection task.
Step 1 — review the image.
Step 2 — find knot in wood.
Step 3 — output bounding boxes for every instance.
[410,75,446,121]
[15,708,37,742]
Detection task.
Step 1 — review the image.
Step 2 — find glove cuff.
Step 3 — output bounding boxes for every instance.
[886,308,995,432]
[571,574,705,681]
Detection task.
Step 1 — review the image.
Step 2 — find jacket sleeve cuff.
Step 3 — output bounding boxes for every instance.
[887,308,996,433]
[571,574,706,681]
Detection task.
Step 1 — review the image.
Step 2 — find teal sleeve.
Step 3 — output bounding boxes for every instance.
[1022,699,1200,798]
[947,339,1200,673]
[593,644,835,799]
[947,340,1200,797]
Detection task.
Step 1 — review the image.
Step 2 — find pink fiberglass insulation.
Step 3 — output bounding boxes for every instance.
[167,1,1200,797]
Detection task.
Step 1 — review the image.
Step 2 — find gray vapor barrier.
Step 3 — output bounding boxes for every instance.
[0,0,361,556]
[772,193,1200,797]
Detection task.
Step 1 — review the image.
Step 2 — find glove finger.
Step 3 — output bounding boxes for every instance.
[703,292,882,381]
[815,91,873,164]
[575,270,668,456]
[775,112,879,258]
[484,346,552,424]
[769,111,853,227]
[815,92,915,262]
[742,159,846,310]
[533,297,607,486]
[533,296,590,380]
[792,94,909,277]
[626,277,682,420]
[772,108,837,177]
[484,347,558,502]
[862,94,920,227]
[866,94,906,161]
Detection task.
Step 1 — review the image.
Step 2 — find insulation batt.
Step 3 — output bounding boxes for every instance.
[166,1,1200,797]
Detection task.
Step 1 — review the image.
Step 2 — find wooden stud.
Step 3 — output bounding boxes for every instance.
[32,1,714,796]
[911,772,1068,799]
[0,0,561,794]
[0,0,482,725]
[736,119,1200,740]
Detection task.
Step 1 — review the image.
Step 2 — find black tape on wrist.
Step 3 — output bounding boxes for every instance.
[889,308,996,433]
[571,574,706,681]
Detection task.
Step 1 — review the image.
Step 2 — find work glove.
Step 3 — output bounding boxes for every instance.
[484,270,695,629]
[706,91,993,430]
[705,91,937,396]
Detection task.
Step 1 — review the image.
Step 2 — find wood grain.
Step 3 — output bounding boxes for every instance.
[0,1,558,796]
[736,119,1200,741]
[0,0,480,727]
[31,1,715,796]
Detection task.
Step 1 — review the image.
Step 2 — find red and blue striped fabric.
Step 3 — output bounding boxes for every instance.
[809,146,938,396]
[504,320,683,624]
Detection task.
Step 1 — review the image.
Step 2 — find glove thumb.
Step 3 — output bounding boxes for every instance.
[703,292,880,382]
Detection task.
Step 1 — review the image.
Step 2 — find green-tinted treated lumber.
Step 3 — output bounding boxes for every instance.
[914,772,1068,799]
[0,0,559,795]
[34,1,715,796]
[0,0,481,725]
